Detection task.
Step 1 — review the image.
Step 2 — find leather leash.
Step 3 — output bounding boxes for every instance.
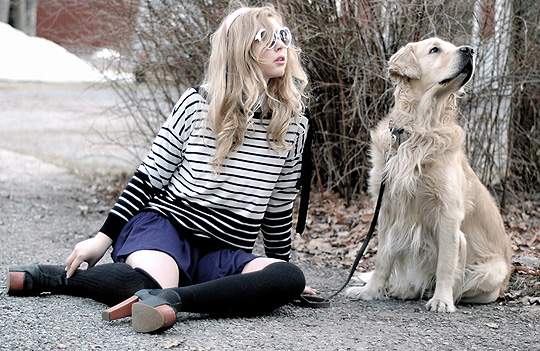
[295,124,404,308]
[327,178,386,300]
[293,181,385,308]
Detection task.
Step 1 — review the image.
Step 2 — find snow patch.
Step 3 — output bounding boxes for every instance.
[0,22,131,82]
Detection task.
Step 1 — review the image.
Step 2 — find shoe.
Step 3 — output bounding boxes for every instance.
[102,295,140,321]
[102,289,181,333]
[101,291,158,322]
[7,265,67,296]
[132,289,181,333]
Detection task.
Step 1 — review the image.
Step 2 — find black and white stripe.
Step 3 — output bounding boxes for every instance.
[100,87,308,260]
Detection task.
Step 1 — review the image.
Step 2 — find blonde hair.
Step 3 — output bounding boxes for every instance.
[203,5,308,171]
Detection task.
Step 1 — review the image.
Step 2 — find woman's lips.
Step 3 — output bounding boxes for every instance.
[274,55,286,64]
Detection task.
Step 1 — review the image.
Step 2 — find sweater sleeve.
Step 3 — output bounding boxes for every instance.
[98,170,155,241]
[260,116,308,261]
[99,87,203,241]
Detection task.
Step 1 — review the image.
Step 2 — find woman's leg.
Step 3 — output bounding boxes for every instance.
[8,214,179,306]
[177,260,304,315]
[241,257,283,274]
[100,250,180,321]
[130,261,306,332]
[7,263,161,306]
[125,250,180,289]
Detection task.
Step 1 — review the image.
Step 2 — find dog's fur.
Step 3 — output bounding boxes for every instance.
[344,38,512,312]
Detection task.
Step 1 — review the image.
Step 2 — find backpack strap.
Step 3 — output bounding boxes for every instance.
[193,85,208,100]
[295,105,314,234]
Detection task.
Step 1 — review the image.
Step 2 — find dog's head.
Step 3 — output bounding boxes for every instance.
[388,38,474,96]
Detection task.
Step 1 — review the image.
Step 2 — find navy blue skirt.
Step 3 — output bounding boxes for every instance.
[111,211,259,286]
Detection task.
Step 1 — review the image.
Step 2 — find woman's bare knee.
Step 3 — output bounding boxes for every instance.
[242,257,283,274]
[125,250,179,288]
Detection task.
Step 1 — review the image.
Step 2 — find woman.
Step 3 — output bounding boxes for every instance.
[8,6,314,333]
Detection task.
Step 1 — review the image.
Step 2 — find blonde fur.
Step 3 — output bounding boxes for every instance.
[345,38,512,312]
[203,5,308,171]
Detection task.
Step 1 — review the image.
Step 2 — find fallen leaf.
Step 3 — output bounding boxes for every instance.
[164,340,185,349]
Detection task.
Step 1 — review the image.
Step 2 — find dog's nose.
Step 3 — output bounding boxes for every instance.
[460,46,474,56]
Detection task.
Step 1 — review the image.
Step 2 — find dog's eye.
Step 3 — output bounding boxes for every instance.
[429,47,439,54]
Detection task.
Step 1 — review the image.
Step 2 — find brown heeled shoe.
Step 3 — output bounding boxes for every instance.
[7,271,25,293]
[102,295,140,321]
[131,303,177,333]
[131,289,181,333]
[7,265,67,295]
[102,289,181,333]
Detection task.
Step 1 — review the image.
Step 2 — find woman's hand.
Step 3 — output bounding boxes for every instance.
[65,232,112,278]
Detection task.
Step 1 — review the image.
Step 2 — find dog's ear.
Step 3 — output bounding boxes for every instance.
[388,44,421,80]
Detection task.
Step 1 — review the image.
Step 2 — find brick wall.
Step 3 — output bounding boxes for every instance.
[36,0,139,51]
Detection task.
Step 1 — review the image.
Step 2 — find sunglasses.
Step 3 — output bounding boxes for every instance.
[254,27,292,50]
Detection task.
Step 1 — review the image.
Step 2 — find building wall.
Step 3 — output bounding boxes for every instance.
[36,0,139,51]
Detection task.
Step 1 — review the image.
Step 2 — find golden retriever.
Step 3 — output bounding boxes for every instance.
[344,38,512,312]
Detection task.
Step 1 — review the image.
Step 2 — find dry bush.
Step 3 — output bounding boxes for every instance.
[41,0,540,206]
[282,0,539,206]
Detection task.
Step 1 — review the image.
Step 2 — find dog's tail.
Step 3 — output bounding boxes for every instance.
[460,258,511,304]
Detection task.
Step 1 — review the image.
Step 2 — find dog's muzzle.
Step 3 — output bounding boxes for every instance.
[439,46,475,86]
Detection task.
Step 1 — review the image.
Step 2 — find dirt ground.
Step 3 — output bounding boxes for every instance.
[0,82,538,351]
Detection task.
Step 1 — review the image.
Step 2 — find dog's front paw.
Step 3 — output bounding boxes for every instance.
[425,297,456,312]
[344,286,384,300]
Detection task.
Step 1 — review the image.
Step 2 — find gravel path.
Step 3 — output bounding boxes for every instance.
[0,83,538,350]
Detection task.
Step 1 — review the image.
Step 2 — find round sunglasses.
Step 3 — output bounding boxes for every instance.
[254,27,292,50]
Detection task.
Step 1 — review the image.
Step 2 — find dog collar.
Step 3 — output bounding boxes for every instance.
[386,119,406,161]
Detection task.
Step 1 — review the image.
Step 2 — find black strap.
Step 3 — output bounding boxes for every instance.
[294,125,400,306]
[193,85,208,99]
[326,126,402,298]
[327,178,385,299]
[293,179,385,308]
[292,294,331,308]
[295,106,314,234]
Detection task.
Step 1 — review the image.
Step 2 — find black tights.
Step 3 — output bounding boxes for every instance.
[26,261,305,315]
[27,263,161,306]
[170,262,305,316]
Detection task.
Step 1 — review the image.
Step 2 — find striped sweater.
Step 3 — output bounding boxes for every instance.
[100,87,309,261]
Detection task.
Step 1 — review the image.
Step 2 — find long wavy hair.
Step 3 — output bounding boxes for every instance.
[203,5,308,171]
